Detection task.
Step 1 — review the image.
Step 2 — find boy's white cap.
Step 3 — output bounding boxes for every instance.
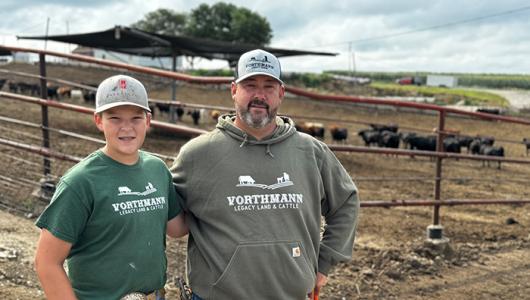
[235,49,283,84]
[95,75,150,113]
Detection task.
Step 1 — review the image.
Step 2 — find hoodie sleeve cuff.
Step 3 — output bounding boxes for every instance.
[318,257,333,276]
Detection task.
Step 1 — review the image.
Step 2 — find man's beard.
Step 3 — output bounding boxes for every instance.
[236,99,278,129]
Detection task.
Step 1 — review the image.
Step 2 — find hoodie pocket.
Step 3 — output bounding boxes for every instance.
[211,240,315,299]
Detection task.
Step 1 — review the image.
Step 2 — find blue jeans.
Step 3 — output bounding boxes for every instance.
[192,293,204,300]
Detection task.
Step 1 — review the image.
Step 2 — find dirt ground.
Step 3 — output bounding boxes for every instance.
[0,63,529,299]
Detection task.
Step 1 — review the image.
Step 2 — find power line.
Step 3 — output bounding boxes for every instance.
[18,22,47,34]
[313,5,530,48]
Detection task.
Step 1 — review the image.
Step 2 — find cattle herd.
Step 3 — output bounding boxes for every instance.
[1,79,95,102]
[1,78,529,165]
[294,121,530,169]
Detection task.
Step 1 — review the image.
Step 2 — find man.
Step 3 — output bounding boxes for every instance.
[34,75,187,299]
[171,49,359,299]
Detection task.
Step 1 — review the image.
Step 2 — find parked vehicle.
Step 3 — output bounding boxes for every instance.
[426,75,458,88]
[396,76,423,86]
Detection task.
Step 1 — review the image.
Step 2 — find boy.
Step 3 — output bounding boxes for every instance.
[34,75,187,299]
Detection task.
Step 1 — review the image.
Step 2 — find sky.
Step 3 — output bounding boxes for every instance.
[1,0,530,74]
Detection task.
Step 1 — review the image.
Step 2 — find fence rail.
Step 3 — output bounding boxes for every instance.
[1,44,529,240]
[1,137,529,209]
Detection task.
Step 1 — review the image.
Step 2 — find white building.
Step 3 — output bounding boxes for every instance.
[12,52,31,63]
[71,46,181,70]
[426,75,458,88]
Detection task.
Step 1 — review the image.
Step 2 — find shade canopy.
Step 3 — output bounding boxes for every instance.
[18,26,337,66]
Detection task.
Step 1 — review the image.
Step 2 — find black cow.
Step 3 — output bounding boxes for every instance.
[369,123,398,133]
[477,108,501,115]
[456,135,474,152]
[148,105,156,118]
[176,106,185,121]
[358,129,381,146]
[378,130,400,148]
[400,132,417,149]
[156,103,170,115]
[83,90,96,103]
[0,79,6,90]
[47,85,59,100]
[523,138,530,156]
[17,82,39,96]
[470,137,495,155]
[408,135,436,151]
[188,109,201,125]
[8,81,18,93]
[480,145,504,169]
[154,103,185,121]
[443,137,461,153]
[330,126,348,143]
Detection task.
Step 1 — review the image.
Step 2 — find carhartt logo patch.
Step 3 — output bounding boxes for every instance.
[292,246,301,257]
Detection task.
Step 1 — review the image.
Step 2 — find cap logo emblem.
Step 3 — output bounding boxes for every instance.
[246,55,274,71]
[249,56,269,63]
[119,79,127,90]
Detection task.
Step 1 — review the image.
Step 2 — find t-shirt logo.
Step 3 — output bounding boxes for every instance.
[117,182,157,196]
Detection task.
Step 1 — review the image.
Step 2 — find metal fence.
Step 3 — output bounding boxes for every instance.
[1,44,529,239]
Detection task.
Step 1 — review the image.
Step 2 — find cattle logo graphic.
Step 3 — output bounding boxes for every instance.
[118,182,157,196]
[236,172,293,190]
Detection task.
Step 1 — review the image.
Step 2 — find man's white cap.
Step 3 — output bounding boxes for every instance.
[95,75,151,113]
[235,49,283,84]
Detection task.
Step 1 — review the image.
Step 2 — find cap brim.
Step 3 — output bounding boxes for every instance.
[235,72,283,85]
[95,101,151,113]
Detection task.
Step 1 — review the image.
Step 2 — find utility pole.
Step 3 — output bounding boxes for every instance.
[348,42,352,74]
[348,42,356,76]
[352,51,356,75]
[66,20,70,53]
[44,17,50,50]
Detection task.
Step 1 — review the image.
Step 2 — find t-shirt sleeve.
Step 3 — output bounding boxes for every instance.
[167,177,182,221]
[35,179,92,244]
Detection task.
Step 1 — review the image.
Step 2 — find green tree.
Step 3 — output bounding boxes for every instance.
[131,8,187,36]
[184,2,273,45]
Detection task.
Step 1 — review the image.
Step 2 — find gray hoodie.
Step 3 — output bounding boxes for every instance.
[171,115,359,299]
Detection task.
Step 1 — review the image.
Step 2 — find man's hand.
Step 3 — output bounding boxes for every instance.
[308,272,328,299]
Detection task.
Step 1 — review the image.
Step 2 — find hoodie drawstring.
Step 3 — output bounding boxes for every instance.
[239,133,275,157]
[266,144,274,158]
[240,134,249,147]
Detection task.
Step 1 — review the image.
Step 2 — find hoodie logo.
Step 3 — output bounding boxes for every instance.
[236,172,293,190]
[228,172,303,212]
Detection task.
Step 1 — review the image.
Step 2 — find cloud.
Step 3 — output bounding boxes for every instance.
[1,0,530,74]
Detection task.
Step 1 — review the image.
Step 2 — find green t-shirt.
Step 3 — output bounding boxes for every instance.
[36,150,181,300]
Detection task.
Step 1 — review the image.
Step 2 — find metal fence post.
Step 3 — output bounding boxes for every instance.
[39,53,51,176]
[428,109,446,240]
[169,51,177,123]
